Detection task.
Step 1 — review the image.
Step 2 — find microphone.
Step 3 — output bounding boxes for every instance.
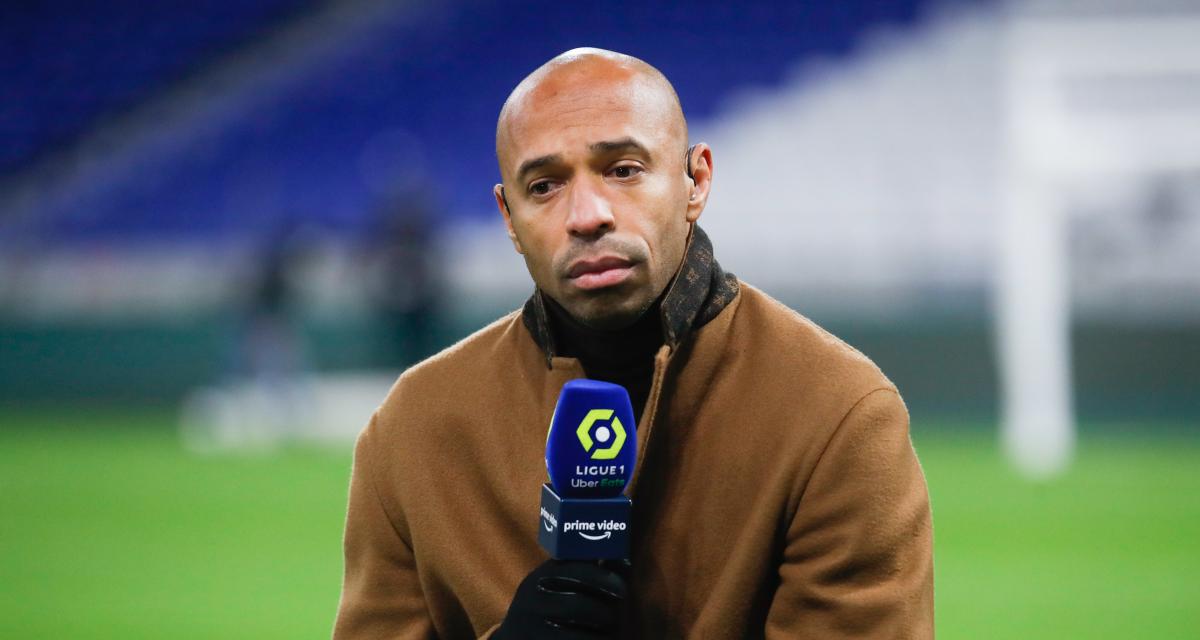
[539,379,637,560]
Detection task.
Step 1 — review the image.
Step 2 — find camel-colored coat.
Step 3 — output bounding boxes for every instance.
[334,283,934,639]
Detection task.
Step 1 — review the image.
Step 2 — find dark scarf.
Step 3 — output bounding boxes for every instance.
[521,225,739,421]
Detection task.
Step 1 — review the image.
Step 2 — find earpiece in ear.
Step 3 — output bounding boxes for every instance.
[685,144,697,182]
[500,186,512,214]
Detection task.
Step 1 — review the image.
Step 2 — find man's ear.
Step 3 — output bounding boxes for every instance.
[684,143,713,223]
[494,184,524,254]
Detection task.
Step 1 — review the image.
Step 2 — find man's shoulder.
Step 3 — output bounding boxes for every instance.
[707,282,907,456]
[730,282,896,399]
[406,309,525,382]
[373,309,529,427]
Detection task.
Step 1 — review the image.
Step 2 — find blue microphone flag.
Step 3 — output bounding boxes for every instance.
[540,379,636,560]
[545,379,637,499]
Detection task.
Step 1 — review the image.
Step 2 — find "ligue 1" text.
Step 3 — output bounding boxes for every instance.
[571,464,627,489]
[575,464,625,476]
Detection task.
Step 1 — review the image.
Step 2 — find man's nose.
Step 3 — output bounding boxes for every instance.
[564,178,615,238]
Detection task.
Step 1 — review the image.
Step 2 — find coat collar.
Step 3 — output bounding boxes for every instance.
[521,224,739,368]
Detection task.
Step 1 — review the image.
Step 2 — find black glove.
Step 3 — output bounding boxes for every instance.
[493,559,628,639]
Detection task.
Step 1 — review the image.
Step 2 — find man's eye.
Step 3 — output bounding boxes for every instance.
[611,165,642,179]
[529,181,552,196]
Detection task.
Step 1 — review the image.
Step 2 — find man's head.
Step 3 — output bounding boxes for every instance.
[494,48,713,331]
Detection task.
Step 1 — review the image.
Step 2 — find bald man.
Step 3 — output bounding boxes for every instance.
[334,49,934,639]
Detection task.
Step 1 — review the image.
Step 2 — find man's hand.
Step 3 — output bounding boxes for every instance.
[493,559,627,639]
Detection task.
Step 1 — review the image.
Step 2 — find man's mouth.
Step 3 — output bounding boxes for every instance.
[566,256,636,290]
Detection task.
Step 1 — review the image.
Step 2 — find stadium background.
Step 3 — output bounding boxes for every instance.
[2,0,1197,637]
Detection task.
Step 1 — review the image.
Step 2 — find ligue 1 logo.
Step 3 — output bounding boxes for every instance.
[575,409,626,460]
[541,379,636,560]
[546,379,637,499]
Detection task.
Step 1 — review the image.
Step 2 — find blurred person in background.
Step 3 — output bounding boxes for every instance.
[364,188,441,369]
[229,221,314,440]
[334,48,933,639]
[239,224,307,380]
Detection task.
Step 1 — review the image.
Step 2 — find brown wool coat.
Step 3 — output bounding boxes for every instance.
[333,283,934,639]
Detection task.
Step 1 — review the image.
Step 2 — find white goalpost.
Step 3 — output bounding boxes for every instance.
[999,9,1200,478]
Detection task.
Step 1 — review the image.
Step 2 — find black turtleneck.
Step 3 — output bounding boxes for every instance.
[543,294,664,425]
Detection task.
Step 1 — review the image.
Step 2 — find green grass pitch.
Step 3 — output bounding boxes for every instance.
[1,409,1197,638]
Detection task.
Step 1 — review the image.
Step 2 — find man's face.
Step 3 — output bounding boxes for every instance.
[495,63,708,330]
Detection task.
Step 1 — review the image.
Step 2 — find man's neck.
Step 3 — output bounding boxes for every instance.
[542,293,663,425]
[521,224,739,367]
[542,294,665,373]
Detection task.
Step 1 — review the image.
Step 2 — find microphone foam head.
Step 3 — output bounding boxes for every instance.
[545,379,637,499]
